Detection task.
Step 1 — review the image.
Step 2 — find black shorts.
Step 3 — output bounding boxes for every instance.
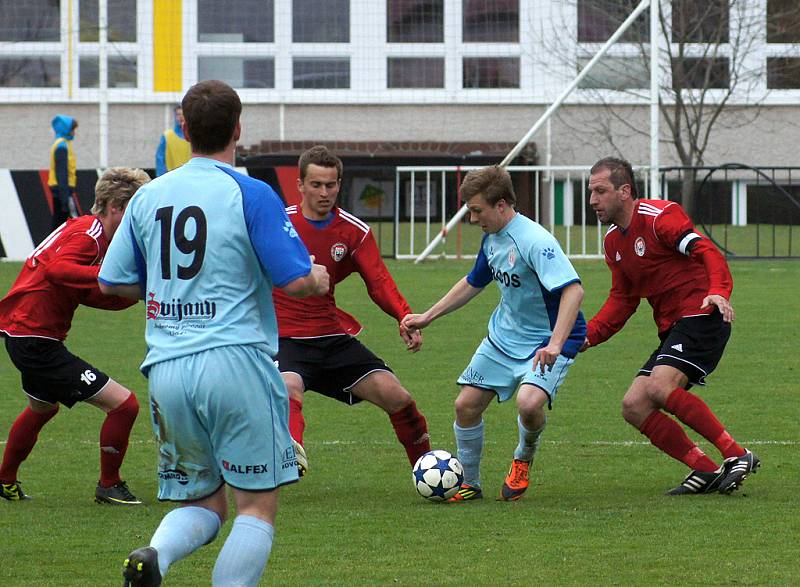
[276,335,393,405]
[639,311,731,388]
[3,335,110,408]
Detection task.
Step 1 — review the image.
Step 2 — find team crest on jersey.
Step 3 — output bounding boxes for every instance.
[508,248,516,266]
[634,237,646,257]
[331,242,348,262]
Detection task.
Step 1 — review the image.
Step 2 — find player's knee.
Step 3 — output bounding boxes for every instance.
[621,394,646,425]
[453,395,481,423]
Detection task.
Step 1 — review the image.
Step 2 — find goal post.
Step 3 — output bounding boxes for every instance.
[411,0,658,264]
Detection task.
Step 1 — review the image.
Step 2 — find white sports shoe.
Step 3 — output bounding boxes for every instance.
[292,439,308,478]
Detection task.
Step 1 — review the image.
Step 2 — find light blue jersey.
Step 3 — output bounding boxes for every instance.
[100,157,312,373]
[466,213,586,360]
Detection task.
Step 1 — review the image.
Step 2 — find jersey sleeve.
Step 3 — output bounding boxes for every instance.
[654,203,733,299]
[466,235,492,288]
[586,256,640,346]
[99,204,144,289]
[242,183,312,287]
[43,232,102,289]
[527,232,581,292]
[80,287,139,310]
[351,229,411,321]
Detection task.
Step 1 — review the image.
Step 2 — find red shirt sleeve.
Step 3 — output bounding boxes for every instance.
[80,288,139,310]
[586,257,640,346]
[351,229,412,322]
[656,203,733,299]
[687,238,733,299]
[42,232,102,289]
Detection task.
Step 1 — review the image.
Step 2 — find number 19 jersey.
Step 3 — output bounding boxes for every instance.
[99,157,312,373]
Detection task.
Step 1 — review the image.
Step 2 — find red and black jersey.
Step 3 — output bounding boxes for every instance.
[587,199,733,346]
[0,215,136,341]
[273,206,411,338]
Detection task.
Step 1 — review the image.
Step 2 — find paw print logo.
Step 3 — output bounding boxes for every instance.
[542,247,556,260]
[283,221,298,238]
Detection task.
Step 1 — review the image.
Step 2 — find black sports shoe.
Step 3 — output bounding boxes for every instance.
[96,481,142,505]
[1,481,31,501]
[717,449,761,494]
[666,468,725,495]
[122,547,162,587]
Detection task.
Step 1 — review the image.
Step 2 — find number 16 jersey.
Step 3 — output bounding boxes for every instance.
[99,157,312,373]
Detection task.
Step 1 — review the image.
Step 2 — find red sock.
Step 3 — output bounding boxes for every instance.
[389,401,431,466]
[639,411,718,472]
[665,388,745,460]
[99,394,139,488]
[0,406,58,483]
[289,397,305,445]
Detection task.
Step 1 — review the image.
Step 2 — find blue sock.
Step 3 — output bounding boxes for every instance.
[149,506,221,578]
[513,414,546,462]
[454,420,484,488]
[212,515,275,587]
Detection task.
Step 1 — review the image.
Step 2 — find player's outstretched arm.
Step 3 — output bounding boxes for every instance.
[401,277,482,333]
[98,282,142,299]
[399,321,423,352]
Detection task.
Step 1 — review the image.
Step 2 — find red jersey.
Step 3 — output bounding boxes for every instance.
[586,199,733,346]
[273,206,411,338]
[0,215,136,341]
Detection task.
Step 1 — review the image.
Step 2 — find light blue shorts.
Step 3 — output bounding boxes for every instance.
[147,344,299,502]
[457,338,574,406]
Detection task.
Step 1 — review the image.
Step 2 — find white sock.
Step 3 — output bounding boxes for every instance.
[454,420,484,488]
[513,414,546,462]
[212,515,275,587]
[150,505,221,578]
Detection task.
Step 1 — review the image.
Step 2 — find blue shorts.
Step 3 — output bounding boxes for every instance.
[147,344,299,502]
[457,338,574,407]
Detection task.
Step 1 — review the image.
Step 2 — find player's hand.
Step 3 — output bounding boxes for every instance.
[399,323,423,353]
[310,262,330,296]
[532,343,561,375]
[701,294,735,323]
[579,337,590,352]
[401,313,430,332]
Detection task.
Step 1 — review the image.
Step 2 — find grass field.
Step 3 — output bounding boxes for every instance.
[1,256,798,586]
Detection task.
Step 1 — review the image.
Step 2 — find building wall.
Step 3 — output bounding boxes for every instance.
[2,102,798,170]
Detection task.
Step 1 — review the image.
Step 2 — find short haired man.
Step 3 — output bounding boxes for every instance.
[0,167,149,505]
[101,80,328,587]
[583,156,759,495]
[274,145,431,475]
[403,165,586,502]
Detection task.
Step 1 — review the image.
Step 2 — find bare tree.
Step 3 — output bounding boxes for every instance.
[532,0,800,217]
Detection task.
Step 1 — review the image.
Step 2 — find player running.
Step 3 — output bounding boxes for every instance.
[0,167,148,505]
[403,165,586,502]
[273,145,430,475]
[582,157,759,495]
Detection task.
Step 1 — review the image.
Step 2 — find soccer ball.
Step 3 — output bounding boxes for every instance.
[412,449,464,502]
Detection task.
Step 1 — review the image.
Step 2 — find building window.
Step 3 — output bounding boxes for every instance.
[671,0,728,44]
[463,57,519,88]
[79,56,138,88]
[0,57,60,87]
[198,0,274,42]
[0,1,60,41]
[293,58,350,88]
[672,57,729,89]
[767,57,800,89]
[79,0,137,42]
[387,0,444,43]
[577,0,648,43]
[388,57,444,88]
[463,0,518,43]
[577,56,648,90]
[767,0,800,43]
[293,0,349,43]
[198,57,275,88]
